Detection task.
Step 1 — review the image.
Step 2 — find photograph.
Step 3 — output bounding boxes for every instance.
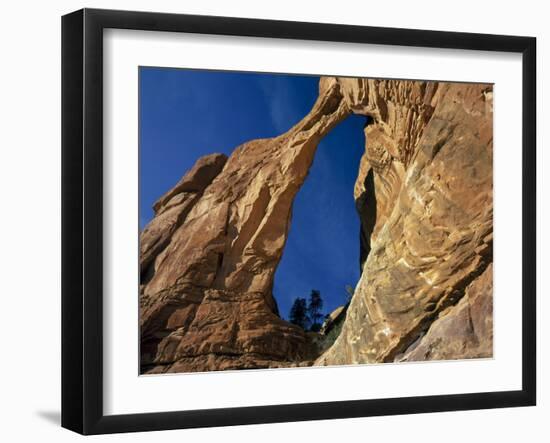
[1,0,544,439]
[138,68,494,375]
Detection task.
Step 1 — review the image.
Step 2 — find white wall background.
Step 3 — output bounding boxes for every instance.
[0,0,546,441]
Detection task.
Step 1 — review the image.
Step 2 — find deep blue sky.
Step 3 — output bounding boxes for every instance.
[140,67,364,320]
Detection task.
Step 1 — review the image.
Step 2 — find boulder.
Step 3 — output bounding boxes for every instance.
[320,305,348,335]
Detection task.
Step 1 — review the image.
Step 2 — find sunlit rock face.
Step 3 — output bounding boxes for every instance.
[139,77,493,373]
[139,79,349,373]
[318,79,493,365]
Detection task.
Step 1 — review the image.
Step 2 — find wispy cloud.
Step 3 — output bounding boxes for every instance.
[257,76,312,133]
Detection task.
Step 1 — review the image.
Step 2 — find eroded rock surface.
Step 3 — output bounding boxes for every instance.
[140,153,228,279]
[399,264,493,361]
[140,79,348,373]
[317,79,493,365]
[140,77,493,373]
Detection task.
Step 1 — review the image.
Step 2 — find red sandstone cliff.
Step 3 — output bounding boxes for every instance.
[140,77,493,373]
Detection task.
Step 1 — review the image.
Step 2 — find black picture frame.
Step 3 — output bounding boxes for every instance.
[61,8,537,435]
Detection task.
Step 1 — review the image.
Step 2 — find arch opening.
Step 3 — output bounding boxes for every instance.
[273,113,370,341]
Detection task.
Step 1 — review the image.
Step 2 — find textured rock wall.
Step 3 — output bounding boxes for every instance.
[140,78,349,373]
[140,76,493,373]
[400,264,493,361]
[318,79,493,365]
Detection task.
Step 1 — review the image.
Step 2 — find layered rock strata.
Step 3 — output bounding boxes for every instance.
[140,77,493,373]
[317,79,493,365]
[140,79,349,373]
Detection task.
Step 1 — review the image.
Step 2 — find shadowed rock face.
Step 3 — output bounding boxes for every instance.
[140,77,493,373]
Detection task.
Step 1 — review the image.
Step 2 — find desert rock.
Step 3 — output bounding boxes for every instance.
[140,79,349,372]
[317,79,493,365]
[140,77,493,373]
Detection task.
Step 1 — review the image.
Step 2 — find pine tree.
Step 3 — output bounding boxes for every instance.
[289,297,309,330]
[307,290,324,332]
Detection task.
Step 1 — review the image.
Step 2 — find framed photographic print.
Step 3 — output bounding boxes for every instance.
[61,8,536,435]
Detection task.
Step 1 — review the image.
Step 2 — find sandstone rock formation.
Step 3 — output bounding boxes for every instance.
[140,76,493,373]
[320,305,348,336]
[140,153,227,281]
[317,79,493,365]
[399,264,493,361]
[140,79,348,373]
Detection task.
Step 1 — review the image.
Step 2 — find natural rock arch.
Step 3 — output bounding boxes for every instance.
[139,77,493,373]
